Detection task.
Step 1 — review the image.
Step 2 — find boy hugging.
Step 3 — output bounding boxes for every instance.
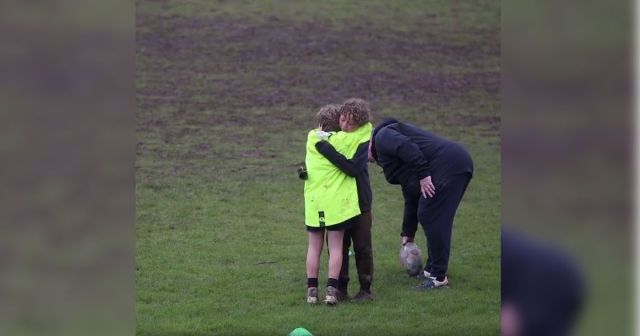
[302,99,374,305]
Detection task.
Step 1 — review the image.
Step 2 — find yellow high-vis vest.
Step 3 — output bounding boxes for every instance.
[304,123,372,227]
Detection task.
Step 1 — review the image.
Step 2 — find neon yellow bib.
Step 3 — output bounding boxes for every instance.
[304,123,372,227]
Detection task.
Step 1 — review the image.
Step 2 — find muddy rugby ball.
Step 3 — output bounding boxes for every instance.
[399,242,423,277]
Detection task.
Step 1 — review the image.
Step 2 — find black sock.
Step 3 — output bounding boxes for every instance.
[327,278,338,288]
[435,276,446,282]
[307,278,318,288]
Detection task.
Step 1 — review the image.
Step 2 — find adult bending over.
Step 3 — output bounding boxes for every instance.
[370,118,473,289]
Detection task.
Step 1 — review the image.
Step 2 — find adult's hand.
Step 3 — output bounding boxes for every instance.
[420,176,435,198]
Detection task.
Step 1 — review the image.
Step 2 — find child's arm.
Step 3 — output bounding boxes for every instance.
[315,141,369,177]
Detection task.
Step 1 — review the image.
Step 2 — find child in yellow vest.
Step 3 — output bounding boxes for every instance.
[303,104,372,305]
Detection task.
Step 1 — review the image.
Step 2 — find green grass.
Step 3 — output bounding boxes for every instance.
[136,0,500,335]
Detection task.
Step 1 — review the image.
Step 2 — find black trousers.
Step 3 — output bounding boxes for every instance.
[401,173,471,279]
[338,212,373,293]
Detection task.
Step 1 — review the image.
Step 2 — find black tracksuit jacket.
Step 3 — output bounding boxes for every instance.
[371,118,473,188]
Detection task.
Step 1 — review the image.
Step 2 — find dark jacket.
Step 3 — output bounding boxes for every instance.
[371,118,473,188]
[315,141,372,213]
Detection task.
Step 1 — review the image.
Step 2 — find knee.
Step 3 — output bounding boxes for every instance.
[417,207,430,224]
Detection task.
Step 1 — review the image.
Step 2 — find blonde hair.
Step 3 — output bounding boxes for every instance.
[340,98,370,127]
[316,104,341,132]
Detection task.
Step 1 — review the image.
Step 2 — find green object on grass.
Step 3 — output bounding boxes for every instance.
[288,327,313,336]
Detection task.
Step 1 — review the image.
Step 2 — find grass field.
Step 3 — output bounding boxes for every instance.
[136,1,500,335]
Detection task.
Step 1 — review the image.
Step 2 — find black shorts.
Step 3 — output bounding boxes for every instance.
[306,216,354,232]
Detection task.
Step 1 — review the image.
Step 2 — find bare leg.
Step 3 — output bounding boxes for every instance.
[326,230,345,279]
[306,231,325,278]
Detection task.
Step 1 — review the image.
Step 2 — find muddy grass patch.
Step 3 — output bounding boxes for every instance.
[136,13,500,183]
[136,14,499,109]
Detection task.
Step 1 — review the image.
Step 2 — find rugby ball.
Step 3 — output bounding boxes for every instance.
[399,242,423,277]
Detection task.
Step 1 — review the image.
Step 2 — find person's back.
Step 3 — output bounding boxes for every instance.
[374,119,473,186]
[304,125,371,226]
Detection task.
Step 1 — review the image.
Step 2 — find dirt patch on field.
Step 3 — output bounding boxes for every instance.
[136,13,500,181]
[137,14,499,117]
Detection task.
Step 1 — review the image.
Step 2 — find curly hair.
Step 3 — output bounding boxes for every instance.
[316,104,341,132]
[339,98,370,127]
